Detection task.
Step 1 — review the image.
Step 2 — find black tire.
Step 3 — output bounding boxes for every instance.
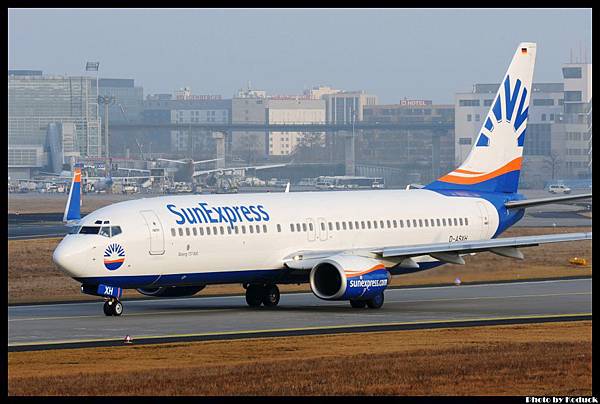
[113,301,123,316]
[262,285,280,307]
[103,301,114,316]
[350,299,367,308]
[366,292,384,309]
[245,284,264,307]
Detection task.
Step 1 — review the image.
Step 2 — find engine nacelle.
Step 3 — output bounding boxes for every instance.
[136,285,205,297]
[309,255,390,301]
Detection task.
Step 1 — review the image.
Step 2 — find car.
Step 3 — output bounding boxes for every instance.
[548,184,571,194]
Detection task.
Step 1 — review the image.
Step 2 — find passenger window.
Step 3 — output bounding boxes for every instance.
[227,227,232,234]
[355,221,359,229]
[185,228,190,236]
[328,222,333,231]
[234,226,239,234]
[447,218,452,226]
[249,225,254,234]
[418,219,423,227]
[393,220,397,228]
[178,228,184,236]
[220,226,225,235]
[424,219,429,227]
[99,226,111,237]
[200,227,204,236]
[192,227,197,236]
[399,220,404,228]
[336,222,340,231]
[242,226,246,234]
[290,224,295,232]
[361,221,366,229]
[436,218,441,227]
[296,223,301,232]
[171,228,176,237]
[348,222,353,230]
[309,223,313,231]
[263,224,267,233]
[453,218,458,226]
[320,222,325,231]
[442,218,447,226]
[206,227,211,235]
[413,219,418,227]
[367,221,371,229]
[406,220,410,228]
[302,223,307,232]
[373,221,378,229]
[256,225,260,233]
[380,220,384,228]
[214,227,219,236]
[465,218,469,226]
[459,218,464,226]
[278,224,282,232]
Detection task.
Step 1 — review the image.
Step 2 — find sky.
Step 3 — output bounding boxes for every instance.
[8,8,592,104]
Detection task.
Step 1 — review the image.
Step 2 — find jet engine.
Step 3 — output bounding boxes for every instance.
[136,285,206,297]
[309,255,390,301]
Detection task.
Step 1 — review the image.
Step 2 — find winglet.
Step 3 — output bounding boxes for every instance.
[285,182,290,193]
[63,163,83,224]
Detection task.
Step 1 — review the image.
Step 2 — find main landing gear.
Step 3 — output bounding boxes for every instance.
[103,298,123,316]
[349,292,384,309]
[244,284,280,308]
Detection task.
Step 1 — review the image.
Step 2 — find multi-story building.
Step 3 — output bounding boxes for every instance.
[361,102,455,185]
[303,85,341,100]
[267,98,326,156]
[8,70,101,179]
[560,63,592,179]
[95,78,144,123]
[323,91,378,124]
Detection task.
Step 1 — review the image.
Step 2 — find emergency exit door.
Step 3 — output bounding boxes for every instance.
[140,210,165,255]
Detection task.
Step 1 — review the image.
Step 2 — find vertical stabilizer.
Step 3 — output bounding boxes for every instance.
[63,164,82,223]
[427,43,537,193]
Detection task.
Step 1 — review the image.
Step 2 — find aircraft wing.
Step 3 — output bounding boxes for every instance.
[505,193,592,209]
[283,232,591,269]
[192,163,287,177]
[192,158,223,165]
[157,158,188,165]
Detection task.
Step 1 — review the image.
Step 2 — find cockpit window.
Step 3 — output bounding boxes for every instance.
[69,226,81,234]
[98,226,111,237]
[79,226,100,235]
[111,226,122,236]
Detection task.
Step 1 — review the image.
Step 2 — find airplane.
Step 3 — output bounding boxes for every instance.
[53,43,592,316]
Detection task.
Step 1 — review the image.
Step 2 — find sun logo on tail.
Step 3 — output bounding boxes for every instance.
[476,74,529,149]
[104,243,125,271]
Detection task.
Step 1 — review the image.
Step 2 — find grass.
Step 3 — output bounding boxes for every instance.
[8,226,591,304]
[8,321,592,395]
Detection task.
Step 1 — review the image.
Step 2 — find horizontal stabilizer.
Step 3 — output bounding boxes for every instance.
[505,193,592,209]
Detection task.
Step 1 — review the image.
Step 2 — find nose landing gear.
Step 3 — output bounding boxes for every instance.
[103,298,123,316]
[245,284,280,307]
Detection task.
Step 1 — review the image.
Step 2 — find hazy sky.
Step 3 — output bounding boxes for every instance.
[8,8,592,104]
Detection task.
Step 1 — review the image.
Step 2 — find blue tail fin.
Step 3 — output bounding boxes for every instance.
[63,163,82,224]
[426,43,537,194]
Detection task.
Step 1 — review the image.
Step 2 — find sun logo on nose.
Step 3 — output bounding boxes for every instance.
[104,243,125,271]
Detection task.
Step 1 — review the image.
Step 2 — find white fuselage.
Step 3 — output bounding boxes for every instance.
[53,189,500,285]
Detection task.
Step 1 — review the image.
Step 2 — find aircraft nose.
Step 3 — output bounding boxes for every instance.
[53,237,87,278]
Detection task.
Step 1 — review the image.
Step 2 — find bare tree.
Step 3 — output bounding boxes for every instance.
[545,151,562,181]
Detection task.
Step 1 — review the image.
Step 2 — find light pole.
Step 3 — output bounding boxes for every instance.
[85,61,99,157]
[98,95,116,176]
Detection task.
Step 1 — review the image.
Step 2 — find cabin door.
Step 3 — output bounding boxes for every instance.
[140,210,165,255]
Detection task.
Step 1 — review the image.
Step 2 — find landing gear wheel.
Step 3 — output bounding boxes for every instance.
[262,285,280,307]
[113,301,123,316]
[103,301,113,316]
[103,299,123,316]
[350,299,367,308]
[366,292,384,309]
[245,284,264,307]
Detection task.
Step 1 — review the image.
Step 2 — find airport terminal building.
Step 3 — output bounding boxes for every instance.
[8,70,101,179]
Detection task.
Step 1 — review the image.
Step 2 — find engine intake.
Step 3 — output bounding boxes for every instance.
[309,255,390,301]
[136,285,205,297]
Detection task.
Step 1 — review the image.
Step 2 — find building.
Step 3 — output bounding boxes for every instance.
[303,85,341,100]
[142,91,230,157]
[267,98,326,156]
[323,91,378,124]
[231,92,268,162]
[8,70,101,179]
[361,102,455,185]
[95,78,144,124]
[560,63,592,179]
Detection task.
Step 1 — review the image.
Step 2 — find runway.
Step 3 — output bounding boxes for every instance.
[8,278,591,351]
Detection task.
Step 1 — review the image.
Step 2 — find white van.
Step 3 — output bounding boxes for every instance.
[548,184,571,194]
